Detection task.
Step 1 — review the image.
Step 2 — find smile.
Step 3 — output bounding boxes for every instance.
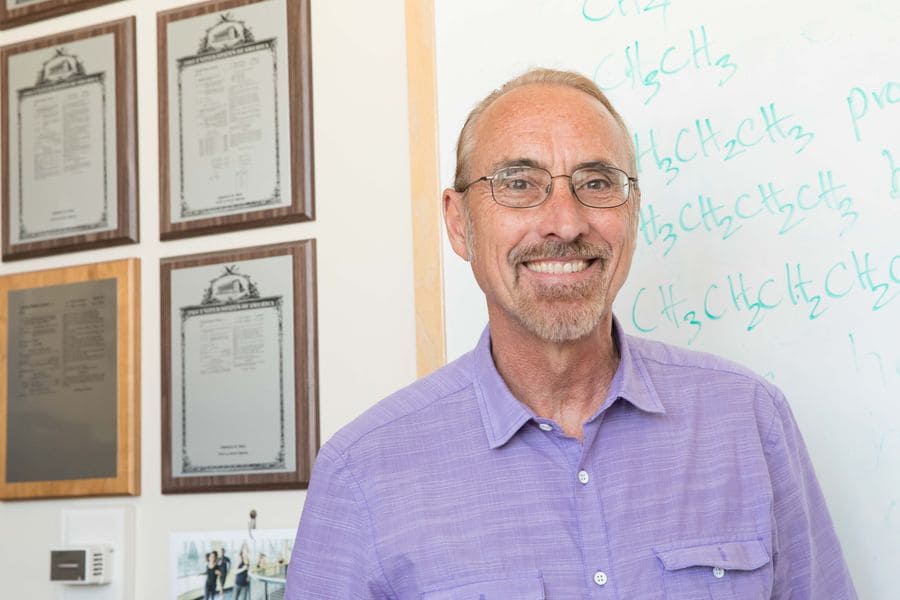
[523,259,591,274]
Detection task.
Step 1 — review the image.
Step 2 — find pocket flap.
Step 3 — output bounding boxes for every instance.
[422,574,545,599]
[654,539,770,572]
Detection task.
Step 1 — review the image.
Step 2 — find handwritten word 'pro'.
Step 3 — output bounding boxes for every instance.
[847,80,900,142]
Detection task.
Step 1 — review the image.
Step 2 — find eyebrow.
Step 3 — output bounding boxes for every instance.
[485,158,622,174]
[573,160,620,171]
[486,157,544,172]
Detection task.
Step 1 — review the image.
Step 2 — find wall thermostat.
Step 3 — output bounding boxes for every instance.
[50,544,112,585]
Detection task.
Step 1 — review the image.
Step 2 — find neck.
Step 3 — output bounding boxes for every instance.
[488,311,620,441]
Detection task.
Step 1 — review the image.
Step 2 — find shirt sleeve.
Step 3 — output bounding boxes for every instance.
[285,444,394,599]
[764,389,857,599]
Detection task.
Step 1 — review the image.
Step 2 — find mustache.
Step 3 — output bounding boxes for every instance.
[508,239,609,266]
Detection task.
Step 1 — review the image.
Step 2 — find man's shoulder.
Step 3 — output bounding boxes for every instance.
[624,332,785,416]
[625,332,788,437]
[323,351,478,458]
[626,332,775,387]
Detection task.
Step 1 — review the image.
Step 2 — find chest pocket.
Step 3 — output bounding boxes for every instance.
[654,539,772,600]
[421,574,545,600]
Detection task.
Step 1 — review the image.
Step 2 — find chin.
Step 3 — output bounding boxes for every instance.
[517,301,607,343]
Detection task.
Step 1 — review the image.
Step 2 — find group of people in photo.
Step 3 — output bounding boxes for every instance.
[202,543,251,600]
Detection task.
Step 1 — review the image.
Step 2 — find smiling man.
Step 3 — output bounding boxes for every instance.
[285,69,856,599]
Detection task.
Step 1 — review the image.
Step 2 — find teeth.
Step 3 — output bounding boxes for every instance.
[525,260,589,274]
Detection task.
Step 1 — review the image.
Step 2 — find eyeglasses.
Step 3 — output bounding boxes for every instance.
[460,164,637,209]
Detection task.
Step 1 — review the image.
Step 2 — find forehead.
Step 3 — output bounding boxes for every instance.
[470,83,628,170]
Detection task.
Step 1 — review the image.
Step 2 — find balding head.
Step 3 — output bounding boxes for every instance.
[453,68,637,193]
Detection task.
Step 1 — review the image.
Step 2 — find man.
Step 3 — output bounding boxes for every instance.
[203,551,220,600]
[216,546,230,598]
[285,68,857,598]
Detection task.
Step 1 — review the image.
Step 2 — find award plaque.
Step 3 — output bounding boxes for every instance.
[160,240,317,493]
[0,0,122,30]
[157,0,313,239]
[0,17,139,260]
[0,258,140,500]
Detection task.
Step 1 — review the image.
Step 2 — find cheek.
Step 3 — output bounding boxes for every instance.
[623,217,638,253]
[613,224,638,283]
[474,214,524,265]
[629,207,640,240]
[474,235,515,282]
[611,207,639,245]
[468,228,529,297]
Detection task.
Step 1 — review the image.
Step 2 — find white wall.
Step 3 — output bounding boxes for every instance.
[0,0,417,597]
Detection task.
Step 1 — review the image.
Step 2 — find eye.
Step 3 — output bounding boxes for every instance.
[496,167,543,193]
[582,175,613,191]
[505,177,533,191]
[575,167,625,195]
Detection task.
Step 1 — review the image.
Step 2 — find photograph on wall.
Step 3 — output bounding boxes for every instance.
[0,258,140,500]
[161,240,317,493]
[157,0,313,239]
[170,528,294,600]
[0,0,122,30]
[0,17,138,260]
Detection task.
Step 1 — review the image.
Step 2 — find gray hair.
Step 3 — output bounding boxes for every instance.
[452,67,637,192]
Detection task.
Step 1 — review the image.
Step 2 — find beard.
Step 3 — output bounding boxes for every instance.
[463,206,612,343]
[513,270,609,342]
[508,239,611,343]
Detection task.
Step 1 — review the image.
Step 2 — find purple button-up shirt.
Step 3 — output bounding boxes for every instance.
[286,319,856,599]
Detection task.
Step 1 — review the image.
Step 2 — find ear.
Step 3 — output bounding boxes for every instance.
[443,187,471,261]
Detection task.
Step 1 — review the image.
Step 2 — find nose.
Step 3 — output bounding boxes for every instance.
[536,175,591,241]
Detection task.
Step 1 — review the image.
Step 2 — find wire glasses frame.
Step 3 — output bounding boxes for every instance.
[460,164,638,209]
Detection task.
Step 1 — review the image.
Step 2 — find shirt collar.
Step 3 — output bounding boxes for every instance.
[472,316,666,449]
[472,326,535,449]
[606,316,666,416]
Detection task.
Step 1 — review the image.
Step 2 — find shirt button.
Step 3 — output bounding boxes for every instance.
[593,571,608,586]
[712,567,726,579]
[538,423,553,431]
[578,470,590,484]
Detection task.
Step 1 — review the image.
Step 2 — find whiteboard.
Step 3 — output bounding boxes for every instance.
[434,1,899,597]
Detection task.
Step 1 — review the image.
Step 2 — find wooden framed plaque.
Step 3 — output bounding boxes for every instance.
[0,0,122,30]
[157,0,314,240]
[0,17,139,261]
[160,240,317,493]
[0,258,140,500]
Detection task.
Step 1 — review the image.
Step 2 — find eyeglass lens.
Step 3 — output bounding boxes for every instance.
[491,166,629,208]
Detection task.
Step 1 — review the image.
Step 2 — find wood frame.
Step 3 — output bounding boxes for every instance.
[157,0,314,240]
[0,0,121,30]
[0,258,140,500]
[0,17,139,261]
[404,0,445,376]
[160,239,318,493]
